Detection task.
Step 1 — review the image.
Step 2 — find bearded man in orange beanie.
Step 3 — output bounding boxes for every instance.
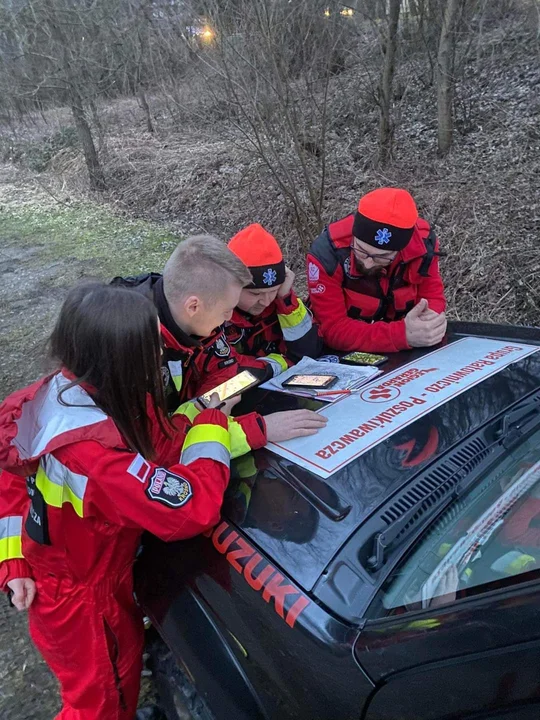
[227,224,322,364]
[307,188,447,353]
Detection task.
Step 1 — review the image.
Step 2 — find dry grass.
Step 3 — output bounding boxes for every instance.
[1,12,539,326]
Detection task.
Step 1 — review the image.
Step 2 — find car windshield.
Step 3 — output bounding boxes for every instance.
[373,427,540,615]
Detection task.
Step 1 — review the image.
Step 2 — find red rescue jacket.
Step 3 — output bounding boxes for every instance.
[307,215,446,353]
[110,273,275,456]
[224,290,322,363]
[0,371,231,591]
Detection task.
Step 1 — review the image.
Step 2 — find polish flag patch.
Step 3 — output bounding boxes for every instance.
[127,454,151,483]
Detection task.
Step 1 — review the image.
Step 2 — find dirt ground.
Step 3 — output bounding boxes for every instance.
[0,169,76,719]
[0,163,171,718]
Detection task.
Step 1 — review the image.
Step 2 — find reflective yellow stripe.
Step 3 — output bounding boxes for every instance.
[277,300,308,328]
[36,465,84,518]
[279,300,313,341]
[229,419,251,459]
[266,353,288,372]
[173,401,200,422]
[0,535,23,563]
[183,424,230,452]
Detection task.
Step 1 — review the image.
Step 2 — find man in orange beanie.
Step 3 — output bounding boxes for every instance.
[307,188,446,353]
[227,223,322,363]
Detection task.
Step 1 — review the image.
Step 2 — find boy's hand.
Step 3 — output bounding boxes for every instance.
[277,267,295,298]
[265,410,328,442]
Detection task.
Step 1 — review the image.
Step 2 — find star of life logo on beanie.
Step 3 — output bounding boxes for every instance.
[228,223,286,288]
[263,268,278,286]
[375,228,392,246]
[353,187,418,252]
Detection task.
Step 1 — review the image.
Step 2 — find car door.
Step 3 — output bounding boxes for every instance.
[355,441,540,720]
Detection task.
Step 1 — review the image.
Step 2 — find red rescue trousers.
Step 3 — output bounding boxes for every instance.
[28,565,143,719]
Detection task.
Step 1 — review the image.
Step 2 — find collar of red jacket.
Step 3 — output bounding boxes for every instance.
[230,305,276,329]
[160,323,224,354]
[0,371,122,477]
[60,367,96,396]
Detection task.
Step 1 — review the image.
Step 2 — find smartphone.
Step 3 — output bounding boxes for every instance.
[198,370,259,406]
[282,374,338,389]
[341,351,388,367]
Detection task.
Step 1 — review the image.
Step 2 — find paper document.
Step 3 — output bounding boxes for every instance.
[266,338,540,478]
[261,357,380,401]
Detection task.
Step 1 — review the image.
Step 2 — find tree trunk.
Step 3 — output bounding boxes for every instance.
[70,91,107,191]
[88,99,105,148]
[437,0,460,156]
[379,0,401,165]
[138,88,155,134]
[42,5,107,191]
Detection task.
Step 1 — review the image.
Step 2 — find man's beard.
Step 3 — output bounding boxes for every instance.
[354,257,384,277]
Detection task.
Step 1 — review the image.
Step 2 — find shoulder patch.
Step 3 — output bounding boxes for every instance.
[214,336,231,358]
[146,468,193,508]
[308,261,320,283]
[161,365,171,387]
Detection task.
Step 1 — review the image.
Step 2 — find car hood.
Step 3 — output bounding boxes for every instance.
[224,324,540,591]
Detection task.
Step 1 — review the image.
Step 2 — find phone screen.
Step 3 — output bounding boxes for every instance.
[283,374,337,388]
[342,352,387,366]
[199,370,259,404]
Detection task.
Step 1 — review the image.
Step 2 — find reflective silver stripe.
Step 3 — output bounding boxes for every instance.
[0,516,22,541]
[180,442,230,467]
[260,357,284,377]
[42,454,88,501]
[281,312,313,341]
[14,373,107,460]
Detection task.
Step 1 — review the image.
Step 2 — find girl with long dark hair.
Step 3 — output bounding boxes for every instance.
[0,283,232,719]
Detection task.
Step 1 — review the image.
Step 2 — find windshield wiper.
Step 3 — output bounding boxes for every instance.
[367,393,540,571]
[496,394,540,450]
[367,471,472,572]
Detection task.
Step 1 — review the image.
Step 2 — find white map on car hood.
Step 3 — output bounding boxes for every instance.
[267,338,540,478]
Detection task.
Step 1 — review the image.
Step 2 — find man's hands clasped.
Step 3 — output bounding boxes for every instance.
[405,299,447,348]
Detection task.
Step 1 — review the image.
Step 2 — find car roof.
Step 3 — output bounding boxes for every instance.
[225,323,540,592]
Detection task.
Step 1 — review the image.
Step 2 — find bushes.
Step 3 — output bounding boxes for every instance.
[1,126,79,172]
